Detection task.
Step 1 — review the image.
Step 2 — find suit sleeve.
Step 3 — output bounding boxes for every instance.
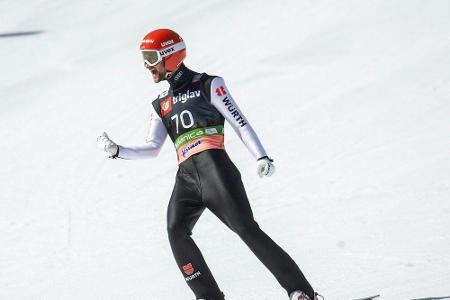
[209,76,267,160]
[117,105,168,160]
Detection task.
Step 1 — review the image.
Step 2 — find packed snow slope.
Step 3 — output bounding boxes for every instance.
[1,1,449,299]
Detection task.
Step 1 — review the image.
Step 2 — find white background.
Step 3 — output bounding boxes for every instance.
[1,0,449,299]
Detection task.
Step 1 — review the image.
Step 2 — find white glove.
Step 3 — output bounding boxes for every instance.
[256,156,275,178]
[97,132,119,158]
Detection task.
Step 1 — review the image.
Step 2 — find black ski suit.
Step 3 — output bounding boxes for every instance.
[118,64,314,300]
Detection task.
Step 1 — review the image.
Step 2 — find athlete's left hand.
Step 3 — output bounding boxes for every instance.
[257,156,275,178]
[97,132,119,158]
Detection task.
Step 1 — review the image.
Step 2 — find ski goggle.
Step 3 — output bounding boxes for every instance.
[142,50,162,67]
[141,41,186,67]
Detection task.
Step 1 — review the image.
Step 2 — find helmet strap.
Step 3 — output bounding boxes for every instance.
[161,58,172,80]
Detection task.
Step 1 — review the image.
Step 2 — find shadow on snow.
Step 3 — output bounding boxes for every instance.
[410,297,450,300]
[0,31,45,38]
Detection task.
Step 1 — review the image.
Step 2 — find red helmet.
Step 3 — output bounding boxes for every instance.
[140,29,186,72]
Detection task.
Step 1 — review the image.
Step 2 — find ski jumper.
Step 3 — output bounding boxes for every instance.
[117,64,314,300]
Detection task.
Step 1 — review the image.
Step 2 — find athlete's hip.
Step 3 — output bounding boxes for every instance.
[179,149,239,174]
[177,149,243,200]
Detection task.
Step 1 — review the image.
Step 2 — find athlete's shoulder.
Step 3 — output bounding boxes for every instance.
[151,88,171,115]
[199,73,221,84]
[200,72,217,80]
[155,88,172,100]
[197,73,223,99]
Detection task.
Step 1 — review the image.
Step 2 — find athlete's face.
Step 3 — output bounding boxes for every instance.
[146,60,166,83]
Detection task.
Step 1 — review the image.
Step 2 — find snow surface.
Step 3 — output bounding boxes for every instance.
[1,0,450,299]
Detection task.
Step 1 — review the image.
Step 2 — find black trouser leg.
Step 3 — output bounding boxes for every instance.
[196,150,314,299]
[231,220,314,298]
[167,167,225,300]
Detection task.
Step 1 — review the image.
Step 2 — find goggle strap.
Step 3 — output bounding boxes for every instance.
[159,41,186,58]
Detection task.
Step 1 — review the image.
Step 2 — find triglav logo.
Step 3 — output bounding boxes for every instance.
[173,90,201,104]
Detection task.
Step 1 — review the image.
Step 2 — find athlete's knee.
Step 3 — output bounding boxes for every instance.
[167,220,191,238]
[230,220,260,238]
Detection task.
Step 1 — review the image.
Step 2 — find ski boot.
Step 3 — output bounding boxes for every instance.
[289,290,324,300]
[197,292,225,300]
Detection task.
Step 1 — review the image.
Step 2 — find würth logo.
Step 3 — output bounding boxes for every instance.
[183,263,194,275]
[215,86,227,97]
[160,97,173,117]
[222,96,247,127]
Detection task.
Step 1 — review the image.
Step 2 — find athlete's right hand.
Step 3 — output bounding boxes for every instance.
[257,156,275,178]
[97,132,119,158]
